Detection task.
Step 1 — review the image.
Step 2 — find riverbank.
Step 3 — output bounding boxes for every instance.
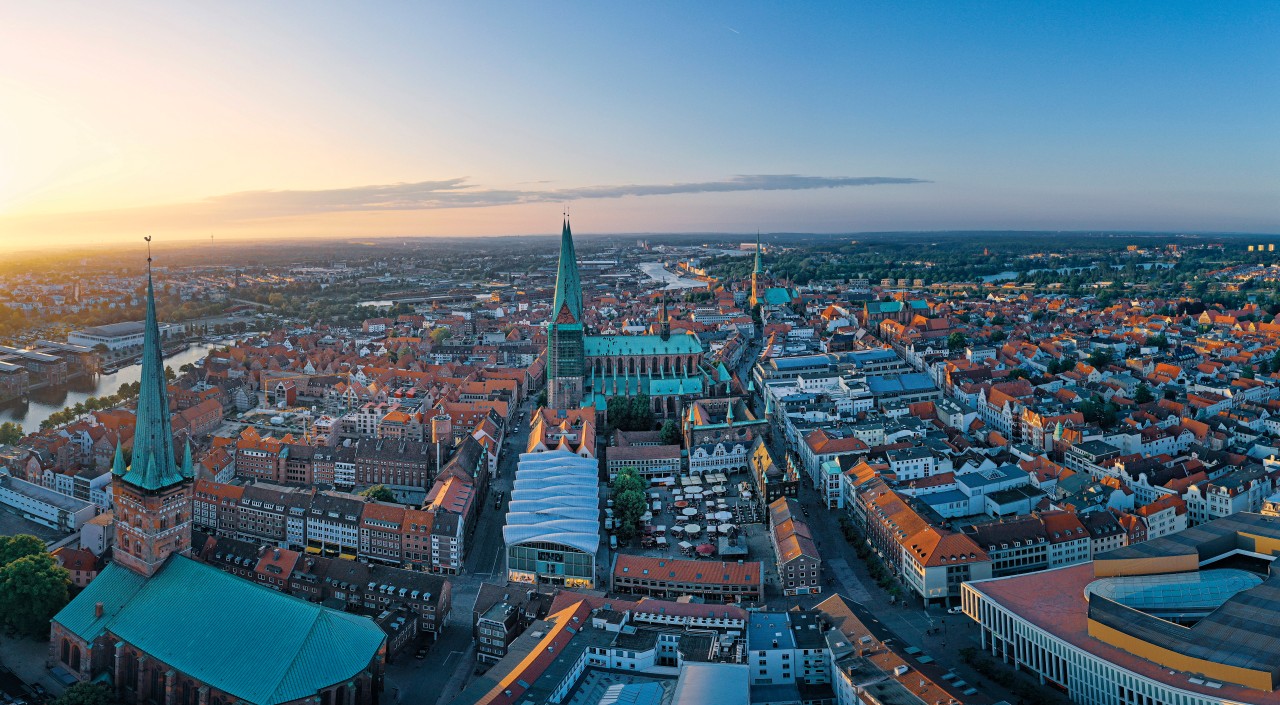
[637,261,712,290]
[0,343,216,430]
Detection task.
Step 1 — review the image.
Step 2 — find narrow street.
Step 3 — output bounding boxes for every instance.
[383,396,534,705]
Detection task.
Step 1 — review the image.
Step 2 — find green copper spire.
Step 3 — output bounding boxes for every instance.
[120,249,185,491]
[181,438,195,479]
[111,439,126,476]
[551,217,583,325]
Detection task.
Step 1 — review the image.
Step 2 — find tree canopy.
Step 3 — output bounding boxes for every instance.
[609,467,647,542]
[606,394,655,433]
[659,420,682,446]
[54,682,120,705]
[0,537,70,637]
[1087,348,1115,369]
[0,421,22,445]
[359,485,396,503]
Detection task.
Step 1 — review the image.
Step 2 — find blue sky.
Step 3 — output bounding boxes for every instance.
[1,1,1276,242]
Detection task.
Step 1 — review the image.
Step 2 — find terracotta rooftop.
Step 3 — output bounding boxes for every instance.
[970,564,1280,704]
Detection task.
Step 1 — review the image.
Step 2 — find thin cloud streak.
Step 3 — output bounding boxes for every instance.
[201,174,930,220]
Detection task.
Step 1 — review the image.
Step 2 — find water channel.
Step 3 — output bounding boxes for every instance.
[0,343,217,430]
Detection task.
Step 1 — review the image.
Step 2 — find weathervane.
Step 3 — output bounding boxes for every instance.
[144,236,153,269]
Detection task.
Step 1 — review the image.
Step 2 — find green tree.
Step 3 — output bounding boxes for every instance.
[947,331,967,352]
[606,394,655,432]
[53,682,120,705]
[610,467,644,496]
[1005,368,1029,380]
[1242,364,1255,379]
[0,421,23,445]
[535,389,548,409]
[0,552,70,636]
[1087,348,1114,368]
[429,328,451,345]
[659,419,681,446]
[1134,383,1154,404]
[989,329,1007,343]
[0,534,45,566]
[614,489,647,541]
[610,467,647,542]
[359,485,396,502]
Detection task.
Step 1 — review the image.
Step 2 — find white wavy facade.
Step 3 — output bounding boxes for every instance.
[504,450,601,588]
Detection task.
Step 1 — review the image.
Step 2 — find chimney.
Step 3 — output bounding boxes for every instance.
[94,602,104,618]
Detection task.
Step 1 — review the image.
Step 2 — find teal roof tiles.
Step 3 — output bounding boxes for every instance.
[584,334,701,357]
[54,557,386,705]
[762,287,794,306]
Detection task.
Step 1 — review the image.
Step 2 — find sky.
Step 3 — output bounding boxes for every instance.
[0,1,1277,246]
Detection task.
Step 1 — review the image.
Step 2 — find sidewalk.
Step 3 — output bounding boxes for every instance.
[0,632,65,698]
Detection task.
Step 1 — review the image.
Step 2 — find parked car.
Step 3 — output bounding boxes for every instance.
[947,606,964,615]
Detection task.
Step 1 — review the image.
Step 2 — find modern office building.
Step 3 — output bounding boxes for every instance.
[961,512,1280,705]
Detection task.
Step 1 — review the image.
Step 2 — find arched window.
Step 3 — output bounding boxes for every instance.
[124,651,138,690]
[60,639,70,664]
[70,644,81,671]
[336,685,348,705]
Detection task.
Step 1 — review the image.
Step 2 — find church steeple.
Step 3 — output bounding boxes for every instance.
[750,231,763,307]
[112,240,193,578]
[546,216,586,410]
[659,292,670,341]
[118,250,184,491]
[551,217,583,325]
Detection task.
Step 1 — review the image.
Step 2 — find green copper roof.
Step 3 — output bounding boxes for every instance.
[762,287,794,306]
[588,374,705,398]
[584,333,702,357]
[551,218,583,325]
[115,269,184,491]
[54,557,386,705]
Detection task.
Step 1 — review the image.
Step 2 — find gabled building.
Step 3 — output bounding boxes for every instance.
[49,261,388,705]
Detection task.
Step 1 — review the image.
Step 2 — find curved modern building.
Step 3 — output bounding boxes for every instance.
[962,512,1280,705]
[504,450,600,589]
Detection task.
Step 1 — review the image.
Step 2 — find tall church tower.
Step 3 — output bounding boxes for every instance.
[547,218,585,410]
[658,292,671,341]
[750,232,763,308]
[112,249,194,578]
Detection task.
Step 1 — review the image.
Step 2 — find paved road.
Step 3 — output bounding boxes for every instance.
[383,396,534,705]
[780,472,1035,703]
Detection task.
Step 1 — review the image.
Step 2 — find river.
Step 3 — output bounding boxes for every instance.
[637,261,707,290]
[0,343,217,431]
